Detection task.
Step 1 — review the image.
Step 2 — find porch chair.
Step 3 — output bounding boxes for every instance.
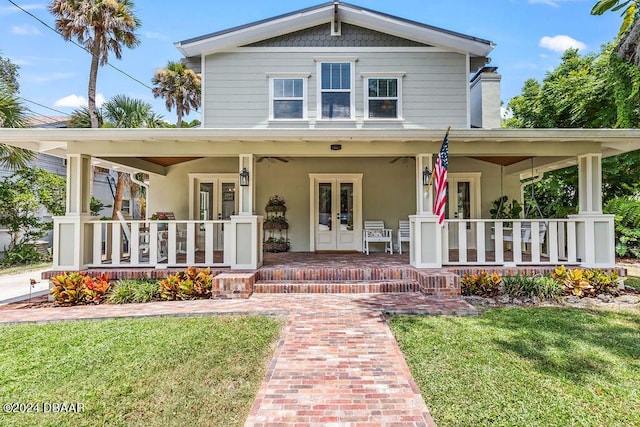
[397,219,410,254]
[362,220,393,255]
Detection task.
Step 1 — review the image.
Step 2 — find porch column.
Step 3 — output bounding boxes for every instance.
[410,154,442,268]
[416,154,433,214]
[53,154,93,270]
[227,215,263,269]
[568,153,615,267]
[238,154,255,215]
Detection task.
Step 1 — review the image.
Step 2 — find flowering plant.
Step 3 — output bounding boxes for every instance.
[150,212,169,220]
[267,195,286,207]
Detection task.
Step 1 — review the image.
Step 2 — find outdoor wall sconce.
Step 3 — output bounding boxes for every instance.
[239,168,250,186]
[422,166,432,186]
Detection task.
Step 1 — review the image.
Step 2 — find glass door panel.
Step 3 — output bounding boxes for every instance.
[318,183,332,231]
[340,183,354,231]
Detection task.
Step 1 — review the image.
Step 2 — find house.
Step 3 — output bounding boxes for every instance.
[2,1,640,273]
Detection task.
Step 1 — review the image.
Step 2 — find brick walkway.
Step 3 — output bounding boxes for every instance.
[0,293,475,426]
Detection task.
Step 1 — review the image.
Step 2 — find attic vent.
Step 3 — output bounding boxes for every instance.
[331,1,341,36]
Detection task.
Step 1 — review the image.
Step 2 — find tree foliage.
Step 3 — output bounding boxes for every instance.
[604,196,640,257]
[152,61,201,128]
[592,0,640,66]
[0,168,65,265]
[505,44,640,218]
[49,0,141,128]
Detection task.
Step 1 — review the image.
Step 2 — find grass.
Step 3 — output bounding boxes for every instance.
[625,276,640,290]
[0,315,283,427]
[389,308,640,427]
[0,262,51,276]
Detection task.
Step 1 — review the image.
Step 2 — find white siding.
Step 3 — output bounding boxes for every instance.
[203,50,467,128]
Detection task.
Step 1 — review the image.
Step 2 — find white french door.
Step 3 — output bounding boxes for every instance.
[189,174,238,250]
[309,174,362,251]
[447,173,481,248]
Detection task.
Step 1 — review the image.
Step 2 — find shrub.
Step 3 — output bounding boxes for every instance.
[159,267,213,301]
[1,243,46,267]
[461,271,502,297]
[552,265,619,297]
[502,274,565,300]
[604,197,640,258]
[107,279,160,304]
[50,272,111,306]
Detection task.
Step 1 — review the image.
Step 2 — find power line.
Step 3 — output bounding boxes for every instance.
[6,0,153,91]
[19,97,71,117]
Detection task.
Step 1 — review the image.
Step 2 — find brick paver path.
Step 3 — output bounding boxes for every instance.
[0,293,475,426]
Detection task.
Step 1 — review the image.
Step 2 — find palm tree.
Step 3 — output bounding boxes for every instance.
[100,94,161,217]
[151,61,201,128]
[592,0,640,66]
[0,91,35,169]
[49,0,141,128]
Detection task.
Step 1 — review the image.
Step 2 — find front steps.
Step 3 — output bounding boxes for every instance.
[253,280,421,294]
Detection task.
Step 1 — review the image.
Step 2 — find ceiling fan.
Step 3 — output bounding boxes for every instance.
[257,156,289,163]
[389,156,415,164]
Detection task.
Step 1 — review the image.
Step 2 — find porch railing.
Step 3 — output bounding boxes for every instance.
[443,219,577,266]
[88,219,230,268]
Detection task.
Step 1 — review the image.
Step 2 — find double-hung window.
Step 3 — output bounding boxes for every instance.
[268,73,309,120]
[362,73,404,119]
[316,59,356,119]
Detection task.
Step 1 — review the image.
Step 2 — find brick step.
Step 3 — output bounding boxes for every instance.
[253,280,420,294]
[256,267,416,282]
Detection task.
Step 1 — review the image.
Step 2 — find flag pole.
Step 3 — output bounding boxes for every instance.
[425,126,450,192]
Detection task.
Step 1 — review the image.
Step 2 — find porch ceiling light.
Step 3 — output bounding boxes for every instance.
[422,166,431,186]
[239,167,250,187]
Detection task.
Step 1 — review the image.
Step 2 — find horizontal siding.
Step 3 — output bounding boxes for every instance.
[204,50,466,128]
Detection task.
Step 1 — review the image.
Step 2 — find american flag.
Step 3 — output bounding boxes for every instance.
[433,129,449,227]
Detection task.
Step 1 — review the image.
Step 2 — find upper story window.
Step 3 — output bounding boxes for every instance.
[362,72,405,120]
[267,73,309,120]
[315,58,356,120]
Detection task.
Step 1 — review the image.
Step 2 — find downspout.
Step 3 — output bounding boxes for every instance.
[130,173,149,220]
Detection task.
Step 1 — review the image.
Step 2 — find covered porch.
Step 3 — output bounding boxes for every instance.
[3,127,639,271]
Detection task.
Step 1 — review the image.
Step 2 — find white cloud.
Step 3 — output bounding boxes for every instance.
[54,93,105,108]
[528,0,585,7]
[11,24,40,36]
[144,31,169,41]
[0,3,45,16]
[30,72,78,83]
[539,35,587,52]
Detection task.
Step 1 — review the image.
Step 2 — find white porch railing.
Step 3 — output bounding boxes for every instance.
[88,219,230,268]
[443,219,577,266]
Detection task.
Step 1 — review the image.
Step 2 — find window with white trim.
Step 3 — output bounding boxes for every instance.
[363,73,404,119]
[267,73,309,120]
[320,62,353,119]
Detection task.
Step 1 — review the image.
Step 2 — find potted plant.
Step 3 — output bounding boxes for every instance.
[265,195,286,212]
[264,215,289,229]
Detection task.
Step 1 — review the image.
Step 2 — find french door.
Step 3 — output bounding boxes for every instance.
[309,174,362,251]
[189,174,238,250]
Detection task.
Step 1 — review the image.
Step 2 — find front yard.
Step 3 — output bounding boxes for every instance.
[0,315,283,427]
[389,307,640,427]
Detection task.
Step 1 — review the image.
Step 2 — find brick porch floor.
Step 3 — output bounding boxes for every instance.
[0,293,474,426]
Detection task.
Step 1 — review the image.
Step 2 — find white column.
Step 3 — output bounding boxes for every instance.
[238,154,255,215]
[577,153,602,214]
[571,153,614,267]
[416,154,433,214]
[53,154,93,270]
[409,215,442,268]
[227,215,263,269]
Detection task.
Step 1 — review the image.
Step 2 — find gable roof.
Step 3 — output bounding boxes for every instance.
[175,2,494,58]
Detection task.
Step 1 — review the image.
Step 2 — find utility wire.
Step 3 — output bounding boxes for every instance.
[19,97,72,117]
[6,0,153,91]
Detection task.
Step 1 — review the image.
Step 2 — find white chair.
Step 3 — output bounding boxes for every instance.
[397,220,410,254]
[362,220,393,255]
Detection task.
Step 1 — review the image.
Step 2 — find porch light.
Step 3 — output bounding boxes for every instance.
[239,168,250,187]
[422,166,431,186]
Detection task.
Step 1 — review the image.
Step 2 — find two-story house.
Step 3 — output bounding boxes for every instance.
[3,1,640,273]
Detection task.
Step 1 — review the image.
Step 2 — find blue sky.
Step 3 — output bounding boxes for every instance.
[0,0,622,124]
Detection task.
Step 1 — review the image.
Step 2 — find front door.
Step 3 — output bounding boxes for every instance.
[447,173,481,248]
[310,174,362,251]
[190,174,238,250]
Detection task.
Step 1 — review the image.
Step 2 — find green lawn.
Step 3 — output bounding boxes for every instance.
[625,276,640,290]
[389,308,640,427]
[0,316,283,427]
